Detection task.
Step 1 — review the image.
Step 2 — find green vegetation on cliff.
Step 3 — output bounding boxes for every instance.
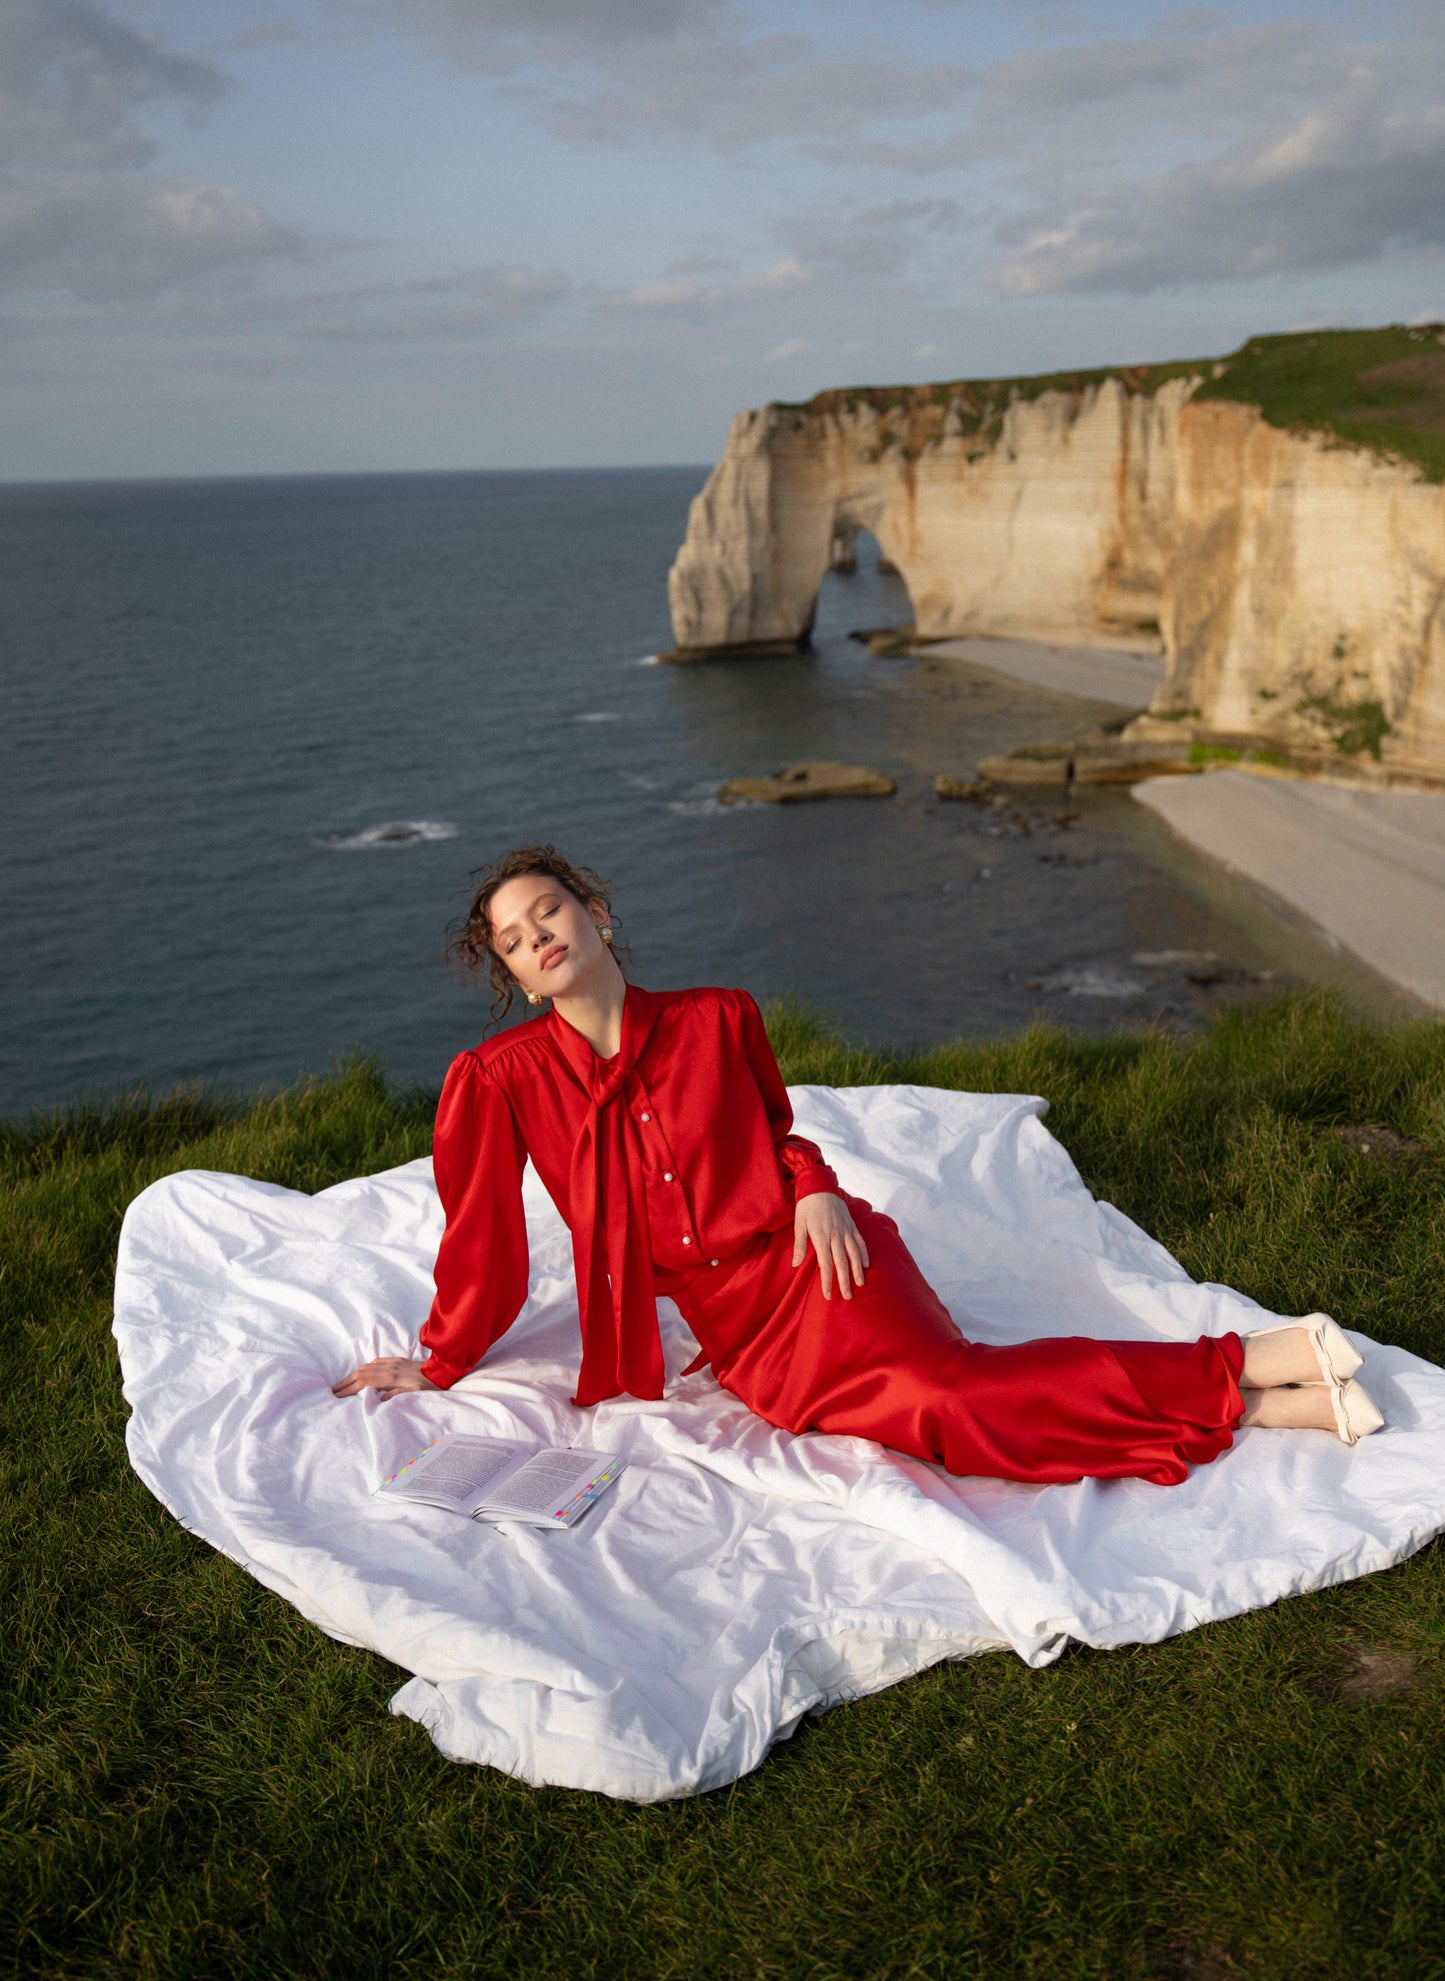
[6,997,1445,1978]
[785,323,1445,483]
[1194,325,1445,483]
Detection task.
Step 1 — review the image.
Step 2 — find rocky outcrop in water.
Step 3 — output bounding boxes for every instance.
[667,336,1445,783]
[717,760,896,804]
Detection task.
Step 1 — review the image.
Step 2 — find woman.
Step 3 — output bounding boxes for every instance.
[334,846,1384,1482]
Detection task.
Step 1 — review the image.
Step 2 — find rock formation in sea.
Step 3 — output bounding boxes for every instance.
[666,328,1445,783]
[717,760,896,804]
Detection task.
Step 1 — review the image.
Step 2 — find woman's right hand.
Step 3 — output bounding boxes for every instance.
[792,1191,870,1300]
[332,1357,431,1400]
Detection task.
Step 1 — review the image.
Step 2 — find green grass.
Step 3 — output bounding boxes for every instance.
[1186,745,1304,771]
[6,997,1445,1979]
[781,323,1445,483]
[1193,327,1445,485]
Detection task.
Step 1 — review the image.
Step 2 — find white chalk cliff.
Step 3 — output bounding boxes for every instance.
[667,370,1445,782]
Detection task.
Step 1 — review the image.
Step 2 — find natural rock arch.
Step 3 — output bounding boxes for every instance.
[664,375,1445,782]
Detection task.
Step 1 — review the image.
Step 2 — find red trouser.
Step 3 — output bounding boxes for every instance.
[665,1196,1245,1487]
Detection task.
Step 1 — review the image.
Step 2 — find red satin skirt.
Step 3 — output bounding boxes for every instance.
[662,1195,1245,1487]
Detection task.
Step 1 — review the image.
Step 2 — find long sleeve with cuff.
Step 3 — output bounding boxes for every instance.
[737,988,840,1204]
[418,1054,530,1391]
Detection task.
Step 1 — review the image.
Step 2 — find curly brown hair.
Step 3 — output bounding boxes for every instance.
[447,844,629,1023]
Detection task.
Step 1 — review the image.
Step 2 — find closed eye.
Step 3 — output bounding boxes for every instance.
[504,902,561,955]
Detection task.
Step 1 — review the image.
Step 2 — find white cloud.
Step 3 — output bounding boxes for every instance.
[601,257,811,311]
[396,0,712,69]
[834,20,1347,175]
[777,200,961,283]
[458,263,574,315]
[0,1,297,307]
[789,11,1445,300]
[195,261,577,343]
[986,83,1445,296]
[726,256,810,297]
[604,273,703,310]
[0,0,225,171]
[0,175,299,301]
[386,0,972,152]
[550,45,972,152]
[765,336,812,362]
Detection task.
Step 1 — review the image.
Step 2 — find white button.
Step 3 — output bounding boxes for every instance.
[640,1111,650,1122]
[709,1259,719,1267]
[681,1236,691,1245]
[663,1171,673,1182]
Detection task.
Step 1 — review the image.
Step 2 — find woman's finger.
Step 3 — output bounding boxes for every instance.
[333,1362,386,1396]
[813,1228,834,1299]
[842,1213,869,1267]
[846,1232,868,1287]
[841,1217,869,1280]
[833,1233,854,1299]
[792,1219,807,1268]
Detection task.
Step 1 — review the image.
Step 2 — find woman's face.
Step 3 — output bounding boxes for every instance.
[488,874,611,1004]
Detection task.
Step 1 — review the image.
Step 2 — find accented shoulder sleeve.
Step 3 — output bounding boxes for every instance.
[733,989,841,1203]
[418,1052,530,1389]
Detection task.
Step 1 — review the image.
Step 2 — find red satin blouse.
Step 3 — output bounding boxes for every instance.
[419,984,840,1402]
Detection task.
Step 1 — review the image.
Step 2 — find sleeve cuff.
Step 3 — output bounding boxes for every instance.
[792,1164,841,1202]
[418,1357,462,1390]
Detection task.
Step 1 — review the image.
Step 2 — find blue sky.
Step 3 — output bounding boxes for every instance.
[4,0,1443,478]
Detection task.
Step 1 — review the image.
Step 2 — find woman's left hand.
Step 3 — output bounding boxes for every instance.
[793,1193,870,1300]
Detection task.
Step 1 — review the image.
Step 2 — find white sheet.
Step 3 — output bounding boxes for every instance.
[113,1085,1445,1801]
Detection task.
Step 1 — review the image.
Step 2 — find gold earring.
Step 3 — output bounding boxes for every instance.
[600,925,613,944]
[525,989,543,1006]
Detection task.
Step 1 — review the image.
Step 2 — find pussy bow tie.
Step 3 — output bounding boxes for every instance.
[555,992,665,1406]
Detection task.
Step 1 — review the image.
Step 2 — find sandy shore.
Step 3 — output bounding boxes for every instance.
[1136,771,1445,1009]
[927,636,1167,710]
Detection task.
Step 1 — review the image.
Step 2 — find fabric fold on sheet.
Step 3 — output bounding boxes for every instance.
[113,1084,1445,1800]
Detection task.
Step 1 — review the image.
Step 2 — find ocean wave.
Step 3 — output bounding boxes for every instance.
[319,820,459,850]
[573,710,622,723]
[1031,967,1149,1000]
[665,789,762,816]
[1131,948,1219,969]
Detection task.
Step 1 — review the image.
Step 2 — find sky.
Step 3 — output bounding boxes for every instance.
[3,0,1443,479]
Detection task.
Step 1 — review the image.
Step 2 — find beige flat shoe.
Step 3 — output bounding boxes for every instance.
[1249,1312,1364,1387]
[1328,1377,1385,1446]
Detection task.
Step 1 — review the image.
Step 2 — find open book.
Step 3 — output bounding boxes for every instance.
[376,1432,625,1529]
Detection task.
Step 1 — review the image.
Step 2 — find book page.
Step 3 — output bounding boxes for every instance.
[482,1450,600,1516]
[385,1436,523,1505]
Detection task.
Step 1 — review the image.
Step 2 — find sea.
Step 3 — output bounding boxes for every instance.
[0,466,1406,1119]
